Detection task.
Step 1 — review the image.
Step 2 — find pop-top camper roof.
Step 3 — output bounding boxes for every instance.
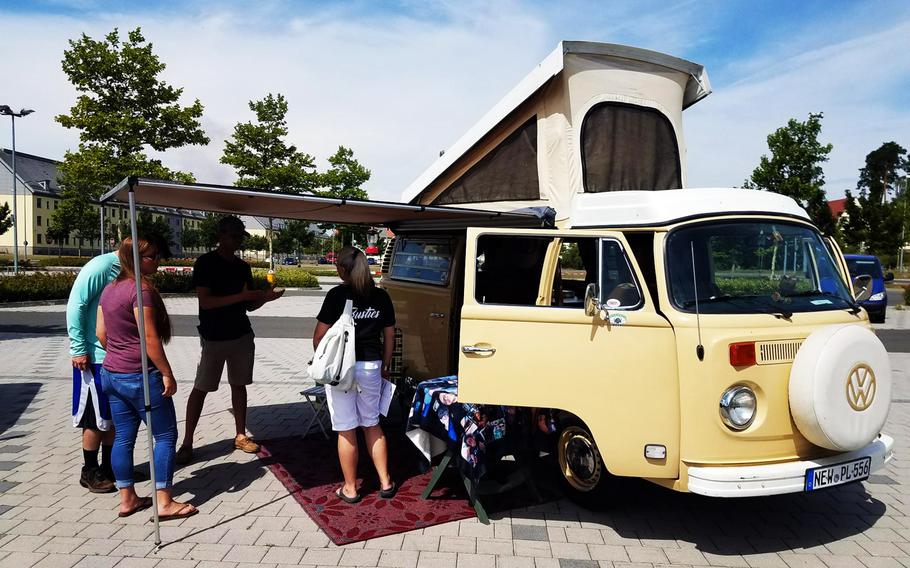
[402,41,711,226]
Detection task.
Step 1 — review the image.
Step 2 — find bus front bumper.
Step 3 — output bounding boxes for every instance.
[686,434,894,498]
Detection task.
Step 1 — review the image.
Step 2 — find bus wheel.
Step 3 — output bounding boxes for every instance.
[556,418,610,504]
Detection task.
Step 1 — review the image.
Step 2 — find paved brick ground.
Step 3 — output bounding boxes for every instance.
[0,296,906,568]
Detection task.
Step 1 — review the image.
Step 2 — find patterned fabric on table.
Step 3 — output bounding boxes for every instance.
[406,376,519,482]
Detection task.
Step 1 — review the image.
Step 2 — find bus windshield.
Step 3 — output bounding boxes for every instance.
[666,221,854,315]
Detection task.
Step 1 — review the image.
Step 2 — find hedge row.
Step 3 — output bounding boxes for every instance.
[251,268,319,288]
[0,267,319,303]
[0,272,79,302]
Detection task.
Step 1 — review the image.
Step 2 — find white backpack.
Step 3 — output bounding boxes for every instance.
[308,299,356,390]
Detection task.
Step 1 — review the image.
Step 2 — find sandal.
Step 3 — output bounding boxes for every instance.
[118,496,153,518]
[156,503,199,522]
[335,487,362,504]
[379,481,398,499]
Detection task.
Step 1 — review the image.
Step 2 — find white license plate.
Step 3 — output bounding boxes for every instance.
[805,457,871,491]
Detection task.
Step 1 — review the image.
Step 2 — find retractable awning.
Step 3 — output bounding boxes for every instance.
[101,177,547,229]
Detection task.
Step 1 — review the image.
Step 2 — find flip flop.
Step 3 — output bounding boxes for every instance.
[379,481,398,499]
[118,496,153,518]
[335,487,362,504]
[156,503,199,522]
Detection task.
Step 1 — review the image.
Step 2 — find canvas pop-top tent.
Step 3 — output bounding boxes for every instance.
[402,41,712,227]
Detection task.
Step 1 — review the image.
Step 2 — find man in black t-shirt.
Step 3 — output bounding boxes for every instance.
[176,216,284,464]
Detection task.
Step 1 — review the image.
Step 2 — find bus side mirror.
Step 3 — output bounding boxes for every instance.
[884,271,894,282]
[584,283,600,317]
[853,274,873,302]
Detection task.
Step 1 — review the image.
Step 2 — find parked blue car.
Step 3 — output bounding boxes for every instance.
[844,254,894,323]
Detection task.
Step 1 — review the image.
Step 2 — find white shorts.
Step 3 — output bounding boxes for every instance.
[325,360,382,431]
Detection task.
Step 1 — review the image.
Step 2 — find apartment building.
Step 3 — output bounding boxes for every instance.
[0,149,206,257]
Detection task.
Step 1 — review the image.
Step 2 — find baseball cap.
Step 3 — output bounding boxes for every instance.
[216,215,249,236]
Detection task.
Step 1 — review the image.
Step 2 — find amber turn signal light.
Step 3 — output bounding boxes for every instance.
[729,342,756,366]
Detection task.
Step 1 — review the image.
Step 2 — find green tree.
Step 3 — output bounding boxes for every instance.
[842,142,908,263]
[53,27,208,254]
[221,93,318,192]
[744,113,838,237]
[272,231,297,255]
[53,196,99,256]
[221,93,320,265]
[0,202,12,236]
[180,226,201,252]
[45,225,69,256]
[316,146,372,246]
[137,210,174,245]
[242,234,269,258]
[317,146,371,200]
[282,220,316,252]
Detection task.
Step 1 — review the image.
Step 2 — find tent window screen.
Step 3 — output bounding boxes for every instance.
[432,117,540,205]
[581,103,681,193]
[389,239,454,286]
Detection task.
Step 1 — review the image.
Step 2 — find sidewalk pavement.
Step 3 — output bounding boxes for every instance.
[0,295,907,568]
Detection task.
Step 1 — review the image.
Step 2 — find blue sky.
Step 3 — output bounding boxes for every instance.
[1,0,908,201]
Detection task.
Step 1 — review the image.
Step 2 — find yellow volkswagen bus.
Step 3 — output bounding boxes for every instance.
[381,188,893,501]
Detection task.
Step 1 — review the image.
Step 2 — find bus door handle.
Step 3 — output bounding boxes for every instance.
[430,312,446,319]
[462,345,496,355]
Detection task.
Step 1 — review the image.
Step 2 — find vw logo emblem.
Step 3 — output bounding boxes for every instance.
[846,364,876,411]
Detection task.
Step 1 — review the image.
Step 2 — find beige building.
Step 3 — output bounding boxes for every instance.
[1,149,206,258]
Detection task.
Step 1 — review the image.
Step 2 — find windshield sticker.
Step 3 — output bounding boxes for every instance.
[609,313,628,326]
[810,299,833,305]
[605,298,621,308]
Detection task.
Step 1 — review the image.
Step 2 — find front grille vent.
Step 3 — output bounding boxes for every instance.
[756,340,803,365]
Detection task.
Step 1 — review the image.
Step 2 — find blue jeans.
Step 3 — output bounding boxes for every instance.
[100,368,178,490]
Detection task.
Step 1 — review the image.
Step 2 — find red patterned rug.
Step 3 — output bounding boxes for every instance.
[258,430,480,544]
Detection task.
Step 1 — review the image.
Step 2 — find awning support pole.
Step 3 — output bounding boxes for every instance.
[128,181,162,546]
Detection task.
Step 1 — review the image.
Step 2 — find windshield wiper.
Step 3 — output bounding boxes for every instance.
[781,290,861,314]
[687,294,794,319]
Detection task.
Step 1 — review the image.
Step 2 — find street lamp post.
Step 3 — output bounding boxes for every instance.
[1,105,35,274]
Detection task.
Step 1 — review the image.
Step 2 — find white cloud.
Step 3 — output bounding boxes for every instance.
[686,18,910,198]
[0,3,555,200]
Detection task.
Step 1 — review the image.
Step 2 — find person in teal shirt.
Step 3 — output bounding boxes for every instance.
[67,234,167,493]
[67,251,120,493]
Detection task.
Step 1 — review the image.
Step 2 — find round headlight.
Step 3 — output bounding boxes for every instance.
[719,386,756,430]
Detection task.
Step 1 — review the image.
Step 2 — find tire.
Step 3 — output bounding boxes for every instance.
[555,417,612,505]
[789,324,892,451]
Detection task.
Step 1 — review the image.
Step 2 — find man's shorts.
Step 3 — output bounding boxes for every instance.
[325,360,382,431]
[194,333,255,392]
[73,364,113,431]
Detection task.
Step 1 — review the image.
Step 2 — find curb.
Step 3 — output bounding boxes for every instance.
[0,299,69,308]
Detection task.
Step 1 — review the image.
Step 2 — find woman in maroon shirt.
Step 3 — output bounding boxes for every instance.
[97,236,197,521]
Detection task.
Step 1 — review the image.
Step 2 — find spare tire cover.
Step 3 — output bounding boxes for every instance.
[790,324,891,451]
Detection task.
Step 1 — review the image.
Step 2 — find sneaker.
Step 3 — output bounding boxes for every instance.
[234,434,260,454]
[80,466,116,494]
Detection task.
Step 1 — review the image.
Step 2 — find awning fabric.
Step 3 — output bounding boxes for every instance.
[101,177,543,228]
